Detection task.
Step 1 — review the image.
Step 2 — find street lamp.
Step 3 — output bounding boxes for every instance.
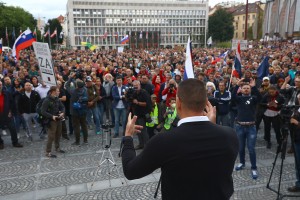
[244,0,248,40]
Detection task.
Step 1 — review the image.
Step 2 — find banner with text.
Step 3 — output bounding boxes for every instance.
[232,40,248,50]
[33,42,56,86]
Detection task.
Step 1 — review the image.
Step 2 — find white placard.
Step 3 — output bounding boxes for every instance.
[249,45,253,49]
[118,47,124,53]
[32,42,56,86]
[231,40,248,50]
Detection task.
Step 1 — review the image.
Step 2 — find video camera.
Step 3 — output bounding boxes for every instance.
[279,104,297,119]
[124,86,137,103]
[71,67,84,79]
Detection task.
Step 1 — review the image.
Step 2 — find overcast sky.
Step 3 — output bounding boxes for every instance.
[2,0,257,20]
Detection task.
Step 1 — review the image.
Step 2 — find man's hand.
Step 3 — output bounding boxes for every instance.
[125,113,143,137]
[249,78,256,87]
[290,118,299,125]
[88,101,94,107]
[8,112,12,118]
[52,116,57,121]
[237,78,244,86]
[204,101,216,123]
[132,99,138,104]
[284,75,291,83]
[58,112,64,118]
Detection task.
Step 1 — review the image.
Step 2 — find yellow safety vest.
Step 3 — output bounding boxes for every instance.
[146,103,159,127]
[164,108,177,130]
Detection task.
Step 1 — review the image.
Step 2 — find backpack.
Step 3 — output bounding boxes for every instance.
[72,89,88,115]
[36,98,52,126]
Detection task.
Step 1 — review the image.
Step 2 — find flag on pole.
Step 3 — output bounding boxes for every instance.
[211,50,229,65]
[120,35,129,44]
[12,29,36,60]
[257,56,270,80]
[232,40,242,78]
[81,42,97,51]
[183,36,194,80]
[12,27,16,40]
[0,38,2,54]
[207,36,212,45]
[139,31,143,39]
[6,27,8,41]
[50,29,57,38]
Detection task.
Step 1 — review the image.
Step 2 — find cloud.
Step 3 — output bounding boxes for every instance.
[2,0,67,19]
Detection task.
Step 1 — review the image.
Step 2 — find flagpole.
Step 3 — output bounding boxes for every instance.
[228,57,236,91]
[48,26,51,49]
[6,27,9,47]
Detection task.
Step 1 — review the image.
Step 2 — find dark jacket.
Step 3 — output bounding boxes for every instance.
[65,79,88,116]
[0,90,16,124]
[97,85,107,105]
[122,121,239,200]
[18,90,41,114]
[112,85,128,109]
[40,95,65,120]
[260,92,285,112]
[214,90,231,115]
[86,84,99,108]
[232,85,262,122]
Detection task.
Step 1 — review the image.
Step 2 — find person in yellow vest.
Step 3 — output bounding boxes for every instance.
[160,97,179,133]
[146,94,163,138]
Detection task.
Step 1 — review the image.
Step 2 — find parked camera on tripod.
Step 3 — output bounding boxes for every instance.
[280,105,298,119]
[102,121,114,129]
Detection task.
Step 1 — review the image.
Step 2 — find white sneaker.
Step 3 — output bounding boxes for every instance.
[2,130,7,136]
[251,170,258,179]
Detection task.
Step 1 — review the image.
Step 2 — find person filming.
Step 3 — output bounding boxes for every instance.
[122,79,239,200]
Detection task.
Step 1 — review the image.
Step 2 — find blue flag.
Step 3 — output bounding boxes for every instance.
[257,56,269,80]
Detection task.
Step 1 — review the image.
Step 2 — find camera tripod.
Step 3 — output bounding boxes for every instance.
[91,120,126,188]
[267,115,300,200]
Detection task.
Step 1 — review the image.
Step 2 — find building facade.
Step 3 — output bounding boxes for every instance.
[263,0,300,39]
[66,0,208,49]
[231,2,264,40]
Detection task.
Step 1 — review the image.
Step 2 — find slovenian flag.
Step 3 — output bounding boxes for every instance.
[183,36,194,80]
[0,38,2,54]
[12,29,36,60]
[211,50,229,65]
[232,40,242,78]
[120,35,129,44]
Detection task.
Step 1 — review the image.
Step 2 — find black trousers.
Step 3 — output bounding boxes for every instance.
[263,115,281,144]
[72,115,88,143]
[0,117,19,145]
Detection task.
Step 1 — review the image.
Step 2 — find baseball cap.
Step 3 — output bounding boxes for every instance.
[263,77,270,81]
[86,76,92,82]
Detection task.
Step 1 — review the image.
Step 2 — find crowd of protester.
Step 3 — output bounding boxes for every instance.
[0,41,300,185]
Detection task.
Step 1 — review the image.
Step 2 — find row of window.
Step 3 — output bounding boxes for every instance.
[234,22,255,30]
[235,14,256,21]
[73,9,206,17]
[73,18,205,26]
[73,27,205,35]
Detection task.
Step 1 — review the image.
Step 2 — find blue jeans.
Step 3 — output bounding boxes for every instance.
[216,113,230,127]
[235,124,257,170]
[86,106,100,133]
[97,103,104,126]
[294,142,300,187]
[113,108,127,136]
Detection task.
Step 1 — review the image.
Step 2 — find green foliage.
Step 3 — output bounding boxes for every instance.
[215,41,232,48]
[0,4,36,47]
[208,8,234,42]
[248,26,253,40]
[44,18,63,49]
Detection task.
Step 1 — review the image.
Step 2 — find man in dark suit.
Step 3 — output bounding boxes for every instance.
[122,79,239,200]
[112,76,128,138]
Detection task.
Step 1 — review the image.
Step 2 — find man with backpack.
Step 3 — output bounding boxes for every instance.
[18,81,41,141]
[41,86,65,158]
[65,74,89,146]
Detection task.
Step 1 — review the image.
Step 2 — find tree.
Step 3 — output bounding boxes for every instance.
[0,3,36,47]
[208,8,234,42]
[44,18,63,49]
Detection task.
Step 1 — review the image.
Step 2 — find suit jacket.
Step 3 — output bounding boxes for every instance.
[122,121,239,200]
[112,85,127,109]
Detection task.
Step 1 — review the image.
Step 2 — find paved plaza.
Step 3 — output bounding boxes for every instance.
[1,125,300,200]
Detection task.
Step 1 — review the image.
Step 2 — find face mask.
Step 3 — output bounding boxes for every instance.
[171,103,176,109]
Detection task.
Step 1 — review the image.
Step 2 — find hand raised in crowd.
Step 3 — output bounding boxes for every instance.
[132,99,138,104]
[284,75,291,83]
[237,78,244,86]
[204,100,216,123]
[125,112,143,137]
[249,78,256,87]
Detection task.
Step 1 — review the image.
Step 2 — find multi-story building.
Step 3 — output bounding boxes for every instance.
[66,0,208,49]
[263,0,300,39]
[231,2,264,40]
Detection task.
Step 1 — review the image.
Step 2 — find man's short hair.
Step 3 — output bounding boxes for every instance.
[177,79,206,112]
